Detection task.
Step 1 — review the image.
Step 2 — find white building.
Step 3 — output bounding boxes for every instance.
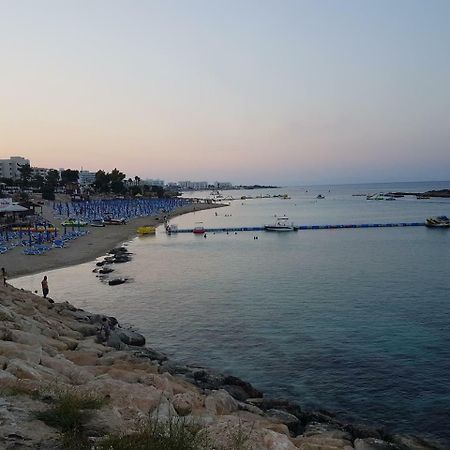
[32,167,50,178]
[143,178,165,187]
[0,156,30,180]
[78,170,96,186]
[178,180,208,190]
[214,181,233,189]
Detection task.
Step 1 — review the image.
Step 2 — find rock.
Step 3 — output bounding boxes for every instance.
[132,346,167,362]
[304,422,351,440]
[392,434,442,450]
[9,329,67,352]
[260,429,298,450]
[63,350,100,366]
[192,368,225,390]
[5,358,66,381]
[223,374,263,398]
[247,397,303,420]
[114,329,145,346]
[267,408,302,434]
[205,389,239,415]
[293,433,353,449]
[108,278,127,285]
[40,354,94,385]
[0,341,43,365]
[172,391,204,416]
[354,438,401,450]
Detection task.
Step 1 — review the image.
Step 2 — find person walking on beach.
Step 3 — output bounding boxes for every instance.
[1,268,7,286]
[41,276,49,298]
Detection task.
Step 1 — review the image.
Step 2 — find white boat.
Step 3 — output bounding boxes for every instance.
[264,216,295,231]
[165,223,178,234]
[425,216,450,227]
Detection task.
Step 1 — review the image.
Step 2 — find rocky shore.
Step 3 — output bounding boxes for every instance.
[0,284,442,449]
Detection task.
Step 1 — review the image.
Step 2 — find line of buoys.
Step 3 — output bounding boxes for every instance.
[173,222,425,233]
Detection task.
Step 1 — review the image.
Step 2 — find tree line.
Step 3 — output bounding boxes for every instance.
[0,165,170,200]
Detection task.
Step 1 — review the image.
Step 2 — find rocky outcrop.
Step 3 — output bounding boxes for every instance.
[0,284,443,449]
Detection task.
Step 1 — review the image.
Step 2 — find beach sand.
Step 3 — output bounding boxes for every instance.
[2,201,219,279]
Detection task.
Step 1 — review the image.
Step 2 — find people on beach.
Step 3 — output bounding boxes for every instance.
[1,267,7,286]
[41,276,49,298]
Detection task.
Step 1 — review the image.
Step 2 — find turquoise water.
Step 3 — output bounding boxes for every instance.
[14,182,450,445]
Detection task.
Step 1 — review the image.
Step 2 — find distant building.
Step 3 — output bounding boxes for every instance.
[78,170,96,186]
[143,178,164,187]
[32,167,50,178]
[0,156,30,180]
[178,181,208,190]
[214,181,233,189]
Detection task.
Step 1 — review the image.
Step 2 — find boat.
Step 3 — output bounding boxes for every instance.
[425,216,450,227]
[193,222,206,234]
[137,226,156,235]
[165,223,178,234]
[264,216,295,231]
[416,195,431,200]
[61,218,89,227]
[316,194,325,199]
[90,219,105,227]
[103,216,127,225]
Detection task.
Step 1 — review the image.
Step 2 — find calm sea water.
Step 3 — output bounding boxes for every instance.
[14,181,450,445]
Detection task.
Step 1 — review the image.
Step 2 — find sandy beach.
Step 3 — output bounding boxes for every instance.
[2,201,220,279]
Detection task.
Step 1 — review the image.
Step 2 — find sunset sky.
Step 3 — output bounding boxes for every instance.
[1,0,449,185]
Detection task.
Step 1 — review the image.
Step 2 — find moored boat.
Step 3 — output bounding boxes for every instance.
[137,226,156,235]
[425,216,450,227]
[264,216,295,231]
[193,222,206,234]
[61,218,89,227]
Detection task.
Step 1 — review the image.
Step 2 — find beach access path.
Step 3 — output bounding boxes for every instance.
[2,201,220,279]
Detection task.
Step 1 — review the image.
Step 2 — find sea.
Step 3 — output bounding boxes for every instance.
[13,181,450,446]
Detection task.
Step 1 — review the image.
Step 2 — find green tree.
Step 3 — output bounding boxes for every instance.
[60,169,79,185]
[41,184,55,200]
[94,170,110,193]
[18,164,32,188]
[46,169,60,188]
[31,174,45,190]
[109,168,126,194]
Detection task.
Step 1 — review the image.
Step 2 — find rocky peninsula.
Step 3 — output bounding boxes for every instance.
[0,284,443,449]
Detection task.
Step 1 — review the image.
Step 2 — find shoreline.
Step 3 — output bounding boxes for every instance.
[3,201,221,279]
[0,284,443,449]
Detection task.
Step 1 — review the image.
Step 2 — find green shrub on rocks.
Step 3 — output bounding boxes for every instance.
[35,389,106,433]
[96,415,210,450]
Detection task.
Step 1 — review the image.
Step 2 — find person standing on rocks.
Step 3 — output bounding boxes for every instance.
[41,276,49,298]
[1,267,7,286]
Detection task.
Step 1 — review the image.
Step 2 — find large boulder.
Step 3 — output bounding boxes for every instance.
[205,389,239,415]
[114,329,146,346]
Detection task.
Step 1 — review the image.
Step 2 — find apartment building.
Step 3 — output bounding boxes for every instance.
[0,156,30,180]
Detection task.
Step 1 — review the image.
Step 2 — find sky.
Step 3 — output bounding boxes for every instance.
[1,0,449,185]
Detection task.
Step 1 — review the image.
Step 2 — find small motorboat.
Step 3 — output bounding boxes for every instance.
[90,219,105,227]
[425,216,450,227]
[193,222,206,234]
[137,226,156,235]
[316,194,325,199]
[103,217,127,225]
[61,218,89,227]
[165,223,178,234]
[264,216,295,231]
